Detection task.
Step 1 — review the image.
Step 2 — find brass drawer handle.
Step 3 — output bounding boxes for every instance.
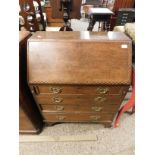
[92,107,103,112]
[52,97,63,103]
[90,116,101,121]
[55,105,64,111]
[94,97,106,103]
[57,116,66,121]
[49,87,62,94]
[96,87,109,94]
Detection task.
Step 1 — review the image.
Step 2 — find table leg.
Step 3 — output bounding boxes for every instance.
[87,18,96,31]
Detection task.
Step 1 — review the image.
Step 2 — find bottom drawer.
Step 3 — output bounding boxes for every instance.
[42,112,115,122]
[40,104,119,113]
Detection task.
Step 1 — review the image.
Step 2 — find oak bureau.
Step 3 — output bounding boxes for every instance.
[27,31,132,127]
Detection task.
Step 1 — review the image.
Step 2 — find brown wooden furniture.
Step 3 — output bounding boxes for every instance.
[50,0,81,19]
[87,8,113,31]
[45,0,82,27]
[110,0,135,30]
[19,31,43,134]
[84,0,102,5]
[49,0,81,30]
[44,2,63,25]
[115,8,135,26]
[19,0,46,32]
[27,31,132,128]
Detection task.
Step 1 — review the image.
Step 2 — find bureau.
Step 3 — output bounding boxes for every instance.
[27,31,132,127]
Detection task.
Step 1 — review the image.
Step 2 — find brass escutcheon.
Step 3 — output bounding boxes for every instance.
[52,97,63,103]
[55,105,64,111]
[94,96,106,103]
[57,116,66,121]
[92,106,103,112]
[90,115,101,121]
[49,87,62,94]
[96,87,109,94]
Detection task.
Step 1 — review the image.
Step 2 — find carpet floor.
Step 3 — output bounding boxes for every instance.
[20,112,135,155]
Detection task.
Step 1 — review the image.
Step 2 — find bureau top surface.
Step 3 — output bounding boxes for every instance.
[28,31,132,85]
[28,31,131,42]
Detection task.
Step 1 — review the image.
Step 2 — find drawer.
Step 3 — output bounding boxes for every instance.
[30,85,129,95]
[40,104,120,113]
[42,112,114,122]
[35,94,123,105]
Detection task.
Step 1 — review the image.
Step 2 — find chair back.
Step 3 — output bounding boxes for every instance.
[19,0,46,32]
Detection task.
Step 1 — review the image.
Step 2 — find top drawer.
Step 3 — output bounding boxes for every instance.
[30,85,129,95]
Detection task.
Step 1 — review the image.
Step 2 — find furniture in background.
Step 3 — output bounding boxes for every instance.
[44,1,63,26]
[50,0,81,19]
[82,0,115,13]
[19,0,46,32]
[83,0,103,6]
[81,0,104,19]
[115,8,135,26]
[110,0,135,30]
[19,31,43,134]
[59,0,74,31]
[83,0,135,31]
[87,7,113,31]
[50,0,82,31]
[27,31,132,128]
